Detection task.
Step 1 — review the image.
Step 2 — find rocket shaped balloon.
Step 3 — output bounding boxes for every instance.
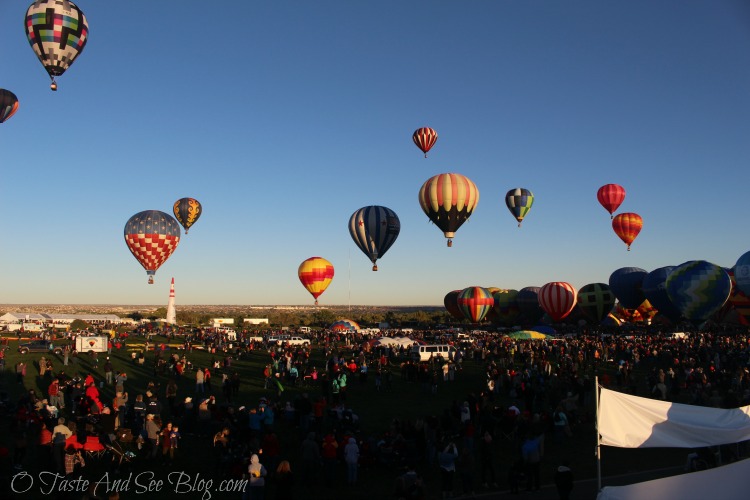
[166,277,176,324]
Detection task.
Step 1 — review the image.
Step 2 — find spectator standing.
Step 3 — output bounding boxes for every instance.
[555,460,574,500]
[343,437,360,485]
[437,441,459,499]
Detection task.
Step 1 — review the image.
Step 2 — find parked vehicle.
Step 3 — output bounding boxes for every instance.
[18,339,63,355]
[268,335,310,346]
[411,344,457,362]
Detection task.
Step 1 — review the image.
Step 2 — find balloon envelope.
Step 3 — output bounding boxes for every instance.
[418,173,479,246]
[539,282,577,322]
[457,287,494,323]
[577,283,615,323]
[330,319,360,332]
[505,330,550,340]
[492,289,521,326]
[444,290,464,321]
[412,127,438,157]
[642,266,682,322]
[609,267,647,309]
[734,251,750,296]
[612,213,643,250]
[0,89,19,123]
[173,198,202,234]
[298,257,334,305]
[124,210,181,284]
[348,206,400,271]
[505,188,534,227]
[666,261,731,323]
[597,184,626,217]
[518,287,544,323]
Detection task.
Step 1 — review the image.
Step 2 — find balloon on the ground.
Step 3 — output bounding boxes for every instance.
[298,257,334,305]
[612,212,643,250]
[492,289,521,326]
[727,268,750,325]
[412,127,438,157]
[444,290,464,321]
[597,184,626,218]
[518,286,544,323]
[505,188,534,227]
[348,206,400,271]
[734,251,750,296]
[609,267,647,309]
[25,0,89,91]
[457,287,494,323]
[0,89,19,123]
[577,283,615,323]
[666,260,731,323]
[330,319,360,332]
[124,210,181,284]
[539,282,577,322]
[642,266,682,323]
[418,173,479,247]
[173,198,202,234]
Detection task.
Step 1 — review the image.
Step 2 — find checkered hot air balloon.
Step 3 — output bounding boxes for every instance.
[173,197,202,234]
[505,188,534,227]
[419,173,479,247]
[124,210,181,284]
[612,212,643,250]
[666,261,731,323]
[577,283,615,323]
[597,184,626,219]
[25,0,89,91]
[457,287,494,323]
[0,89,19,123]
[412,127,438,157]
[348,206,400,271]
[298,257,334,305]
[539,282,577,322]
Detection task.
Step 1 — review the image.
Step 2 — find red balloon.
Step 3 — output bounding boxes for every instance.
[412,127,438,157]
[539,282,577,322]
[612,212,643,251]
[597,184,626,218]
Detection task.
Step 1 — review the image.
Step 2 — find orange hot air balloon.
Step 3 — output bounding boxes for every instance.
[597,184,626,219]
[298,257,334,305]
[412,127,438,157]
[612,212,643,251]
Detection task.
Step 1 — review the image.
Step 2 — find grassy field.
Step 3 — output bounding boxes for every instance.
[0,334,688,499]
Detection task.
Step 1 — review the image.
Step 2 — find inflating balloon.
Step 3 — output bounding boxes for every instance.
[539,282,577,322]
[173,198,202,234]
[517,286,544,324]
[597,184,626,219]
[666,260,731,323]
[492,289,521,326]
[412,127,438,157]
[418,173,479,247]
[642,266,682,323]
[505,188,534,227]
[348,206,400,271]
[734,251,750,297]
[298,257,334,305]
[612,212,643,250]
[124,210,181,284]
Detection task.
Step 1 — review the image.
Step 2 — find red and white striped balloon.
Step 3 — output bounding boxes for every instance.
[539,282,578,322]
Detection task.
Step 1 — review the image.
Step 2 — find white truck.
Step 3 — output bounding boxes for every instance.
[75,335,109,354]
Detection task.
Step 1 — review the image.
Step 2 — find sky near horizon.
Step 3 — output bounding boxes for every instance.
[1,1,749,306]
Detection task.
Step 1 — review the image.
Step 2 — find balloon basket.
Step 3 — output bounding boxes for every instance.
[50,82,57,92]
[372,265,378,271]
[148,276,154,284]
[447,240,453,247]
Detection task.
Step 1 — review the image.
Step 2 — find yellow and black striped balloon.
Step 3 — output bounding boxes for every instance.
[173,197,202,234]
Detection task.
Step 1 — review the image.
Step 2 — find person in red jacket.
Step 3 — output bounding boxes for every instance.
[321,432,338,487]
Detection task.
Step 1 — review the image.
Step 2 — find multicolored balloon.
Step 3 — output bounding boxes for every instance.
[412,127,438,157]
[124,210,181,284]
[577,283,615,323]
[597,184,626,219]
[173,198,202,234]
[492,289,521,326]
[348,206,400,271]
[444,290,464,321]
[298,257,334,305]
[418,173,479,247]
[517,286,544,323]
[0,89,19,123]
[734,251,750,297]
[612,212,643,250]
[330,319,360,332]
[666,260,731,323]
[25,0,89,91]
[539,282,578,322]
[642,266,682,323]
[609,267,647,309]
[505,188,534,227]
[457,287,494,323]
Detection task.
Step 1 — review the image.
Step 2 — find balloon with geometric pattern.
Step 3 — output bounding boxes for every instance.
[597,184,626,219]
[24,0,89,91]
[0,89,19,123]
[348,205,400,271]
[298,257,334,305]
[577,283,615,323]
[505,188,534,227]
[418,173,479,247]
[124,210,181,284]
[173,198,202,234]
[666,260,731,323]
[457,286,494,323]
[412,127,438,158]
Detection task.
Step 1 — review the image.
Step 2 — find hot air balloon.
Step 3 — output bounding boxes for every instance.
[348,206,400,271]
[612,212,643,250]
[597,184,626,219]
[666,261,731,323]
[505,188,534,227]
[412,127,437,157]
[734,251,750,297]
[642,266,682,323]
[25,0,89,91]
[418,173,479,247]
[492,289,521,326]
[124,210,181,284]
[173,198,202,234]
[538,282,577,322]
[517,286,544,324]
[0,89,19,123]
[298,257,334,305]
[330,319,360,332]
[443,290,464,321]
[457,287,494,323]
[577,283,615,324]
[609,267,647,310]
[726,268,750,325]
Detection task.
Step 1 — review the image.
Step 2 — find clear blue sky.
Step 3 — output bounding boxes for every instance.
[1,1,749,306]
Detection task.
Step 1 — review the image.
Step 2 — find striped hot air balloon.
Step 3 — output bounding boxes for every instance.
[505,188,534,227]
[124,210,181,284]
[298,257,334,305]
[539,282,577,322]
[418,173,479,247]
[457,287,494,323]
[348,205,400,271]
[412,127,438,157]
[612,212,643,250]
[597,184,626,218]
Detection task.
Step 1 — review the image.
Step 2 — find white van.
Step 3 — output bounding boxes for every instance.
[298,326,311,334]
[411,344,457,362]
